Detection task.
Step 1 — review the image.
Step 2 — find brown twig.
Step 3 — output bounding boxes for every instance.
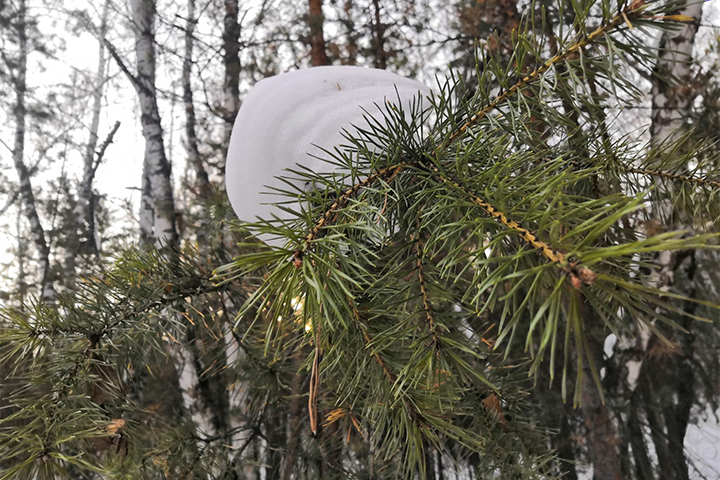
[298,163,407,258]
[414,227,440,345]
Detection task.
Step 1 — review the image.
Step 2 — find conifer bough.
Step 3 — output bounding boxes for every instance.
[220,0,718,476]
[1,0,717,478]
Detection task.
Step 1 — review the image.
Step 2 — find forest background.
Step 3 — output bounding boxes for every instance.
[1,0,720,478]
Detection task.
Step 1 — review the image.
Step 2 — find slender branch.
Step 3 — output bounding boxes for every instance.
[89,121,121,182]
[434,169,569,268]
[104,38,153,96]
[627,166,720,190]
[414,228,440,345]
[349,300,426,427]
[0,189,20,217]
[350,302,395,383]
[39,342,93,456]
[30,277,231,456]
[299,162,406,255]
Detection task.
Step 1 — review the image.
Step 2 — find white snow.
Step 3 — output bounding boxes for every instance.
[225,66,430,245]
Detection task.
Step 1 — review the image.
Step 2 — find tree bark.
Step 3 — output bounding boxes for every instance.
[280,371,304,480]
[222,0,241,165]
[627,392,654,479]
[578,300,622,480]
[371,0,386,69]
[78,0,110,258]
[308,0,329,66]
[340,1,358,65]
[183,0,210,198]
[646,3,704,476]
[127,0,223,441]
[130,0,178,248]
[650,0,703,145]
[10,0,55,302]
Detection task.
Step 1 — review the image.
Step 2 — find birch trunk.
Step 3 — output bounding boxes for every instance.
[131,0,178,248]
[650,0,703,145]
[63,0,112,291]
[11,0,55,302]
[640,5,704,478]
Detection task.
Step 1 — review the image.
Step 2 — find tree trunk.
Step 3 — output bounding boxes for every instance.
[650,0,703,145]
[308,0,329,66]
[647,3,703,476]
[581,367,621,480]
[127,0,224,441]
[340,1,358,65]
[62,0,112,291]
[183,0,210,198]
[280,371,304,480]
[578,301,622,480]
[130,0,178,248]
[222,0,241,166]
[371,0,386,69]
[10,0,55,302]
[627,392,654,479]
[78,0,110,258]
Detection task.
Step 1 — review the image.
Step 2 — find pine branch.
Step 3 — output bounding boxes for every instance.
[626,166,720,190]
[38,342,93,459]
[11,273,230,461]
[349,300,426,426]
[432,166,596,285]
[414,228,440,346]
[350,302,395,384]
[298,0,649,258]
[298,162,406,258]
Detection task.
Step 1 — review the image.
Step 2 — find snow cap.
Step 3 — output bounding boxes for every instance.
[225,66,431,245]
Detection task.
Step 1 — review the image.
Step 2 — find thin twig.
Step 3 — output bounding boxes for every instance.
[434,170,569,267]
[298,163,407,257]
[414,226,440,346]
[90,121,121,182]
[349,300,425,426]
[627,166,720,190]
[439,3,646,152]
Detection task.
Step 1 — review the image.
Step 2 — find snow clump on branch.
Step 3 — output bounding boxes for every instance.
[225,66,431,245]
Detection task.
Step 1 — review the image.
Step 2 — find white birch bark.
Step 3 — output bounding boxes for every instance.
[628,4,705,469]
[183,0,244,446]
[650,0,703,145]
[130,0,178,248]
[173,343,215,436]
[127,0,219,438]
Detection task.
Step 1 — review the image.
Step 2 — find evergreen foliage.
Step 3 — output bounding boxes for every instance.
[1,0,719,478]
